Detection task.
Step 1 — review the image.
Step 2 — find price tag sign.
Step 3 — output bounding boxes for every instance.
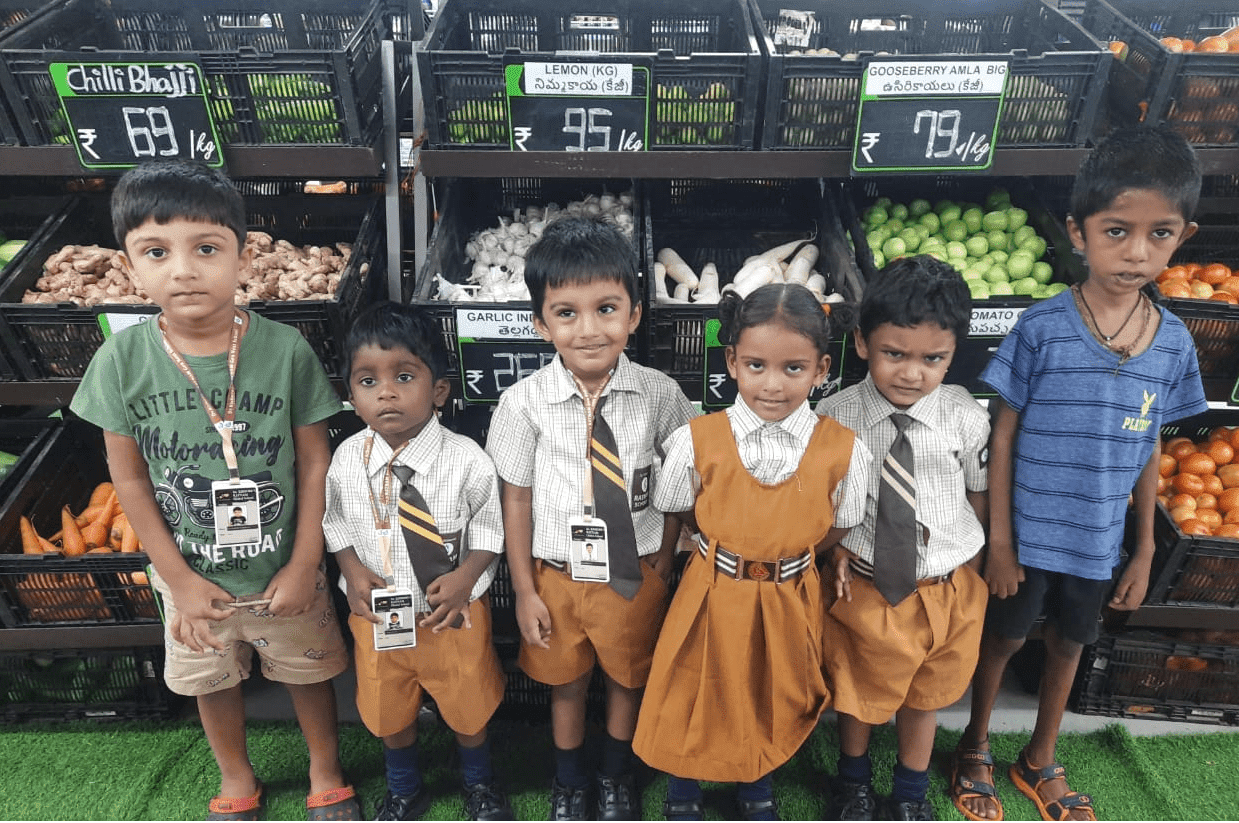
[701,317,848,410]
[49,60,224,170]
[96,307,158,339]
[505,60,649,152]
[456,308,557,403]
[968,306,1026,339]
[852,58,1008,174]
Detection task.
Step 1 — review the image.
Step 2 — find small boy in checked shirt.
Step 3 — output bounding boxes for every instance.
[323,302,510,821]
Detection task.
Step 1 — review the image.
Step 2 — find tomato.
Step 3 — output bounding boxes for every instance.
[1158,265,1190,283]
[1205,440,1234,466]
[1218,464,1239,489]
[1168,492,1198,510]
[1172,473,1206,495]
[1158,453,1179,477]
[1196,493,1218,511]
[1202,473,1225,496]
[1198,262,1232,284]
[1159,279,1193,298]
[1214,524,1239,539]
[1170,504,1197,524]
[1180,518,1213,536]
[1216,276,1239,296]
[1179,452,1218,476]
[1217,488,1239,513]
[1165,437,1198,460]
[1196,509,1223,529]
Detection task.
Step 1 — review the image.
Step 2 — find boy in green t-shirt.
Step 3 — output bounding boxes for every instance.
[71,160,359,821]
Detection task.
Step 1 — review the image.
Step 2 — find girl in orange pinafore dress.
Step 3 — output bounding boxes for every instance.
[633,284,869,821]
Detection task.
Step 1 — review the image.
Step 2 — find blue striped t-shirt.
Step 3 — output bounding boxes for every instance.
[980,289,1207,580]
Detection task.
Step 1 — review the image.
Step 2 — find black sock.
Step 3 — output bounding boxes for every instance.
[666,776,703,804]
[600,734,633,778]
[458,738,494,787]
[554,744,590,789]
[736,774,774,803]
[837,751,872,785]
[891,762,929,804]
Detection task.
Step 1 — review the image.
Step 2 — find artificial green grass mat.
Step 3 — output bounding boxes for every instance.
[2,717,1238,820]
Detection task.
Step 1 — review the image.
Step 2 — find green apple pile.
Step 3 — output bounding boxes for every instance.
[654,82,735,146]
[861,188,1068,301]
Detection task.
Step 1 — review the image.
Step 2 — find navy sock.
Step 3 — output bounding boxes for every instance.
[891,762,930,804]
[554,744,590,789]
[600,734,633,778]
[666,776,703,804]
[837,751,873,785]
[458,738,494,787]
[384,742,422,797]
[736,774,774,803]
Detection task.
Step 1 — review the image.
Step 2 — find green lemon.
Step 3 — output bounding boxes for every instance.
[867,225,892,246]
[1045,282,1069,296]
[1031,261,1054,284]
[884,218,905,235]
[890,203,909,222]
[943,219,969,243]
[983,265,1010,284]
[1012,225,1037,249]
[1011,276,1039,296]
[937,201,962,222]
[965,235,989,257]
[1006,250,1035,280]
[898,227,923,252]
[982,210,1010,232]
[990,281,1015,296]
[986,188,1012,210]
[1006,207,1028,231]
[986,230,1011,253]
[946,240,969,260]
[882,236,907,259]
[962,263,989,282]
[919,211,941,234]
[1031,284,1053,300]
[962,208,984,234]
[909,198,932,218]
[874,196,893,210]
[1020,236,1048,260]
[871,249,886,270]
[968,281,991,300]
[989,249,1009,265]
[865,205,889,227]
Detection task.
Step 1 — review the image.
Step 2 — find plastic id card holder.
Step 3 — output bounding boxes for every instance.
[212,479,261,546]
[372,587,417,650]
[569,517,610,583]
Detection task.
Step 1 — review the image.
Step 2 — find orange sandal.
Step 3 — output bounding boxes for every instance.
[950,743,1004,821]
[306,785,362,821]
[1009,748,1096,821]
[207,781,265,821]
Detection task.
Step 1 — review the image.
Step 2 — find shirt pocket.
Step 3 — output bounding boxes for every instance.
[916,452,965,546]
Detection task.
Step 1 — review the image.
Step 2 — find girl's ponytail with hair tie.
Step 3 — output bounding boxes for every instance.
[716,289,744,346]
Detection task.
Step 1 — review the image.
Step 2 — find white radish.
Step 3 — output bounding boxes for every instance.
[673,282,693,301]
[733,261,780,298]
[785,243,819,285]
[730,238,809,287]
[693,263,722,303]
[805,273,827,298]
[657,248,699,289]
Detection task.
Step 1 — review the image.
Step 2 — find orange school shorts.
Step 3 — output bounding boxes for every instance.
[350,597,504,738]
[519,558,669,689]
[824,564,987,725]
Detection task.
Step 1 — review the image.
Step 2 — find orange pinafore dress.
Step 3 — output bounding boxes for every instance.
[632,410,854,783]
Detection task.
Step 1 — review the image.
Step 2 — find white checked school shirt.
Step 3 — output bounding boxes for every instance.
[486,353,696,562]
[323,416,503,613]
[653,397,871,531]
[816,374,989,578]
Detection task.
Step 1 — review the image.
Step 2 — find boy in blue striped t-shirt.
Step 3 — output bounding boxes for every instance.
[950,125,1208,823]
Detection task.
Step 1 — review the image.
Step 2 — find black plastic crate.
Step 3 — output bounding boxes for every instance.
[0,0,389,149]
[837,176,1085,397]
[418,0,763,150]
[643,178,864,405]
[1156,203,1239,403]
[752,0,1112,151]
[0,0,50,144]
[1149,408,1239,608]
[0,194,73,378]
[1073,630,1239,726]
[1082,0,1239,146]
[0,187,384,380]
[0,417,59,515]
[0,645,177,722]
[411,177,643,403]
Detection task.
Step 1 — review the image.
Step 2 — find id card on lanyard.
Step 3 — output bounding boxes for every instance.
[363,434,417,650]
[159,311,261,548]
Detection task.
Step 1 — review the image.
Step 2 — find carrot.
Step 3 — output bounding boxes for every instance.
[20,515,43,555]
[109,513,129,550]
[60,506,86,557]
[88,481,115,509]
[87,546,114,554]
[38,534,58,553]
[75,504,108,527]
[120,521,140,554]
[80,516,109,550]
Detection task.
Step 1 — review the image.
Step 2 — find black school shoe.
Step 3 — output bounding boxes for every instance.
[883,796,935,821]
[464,780,513,821]
[374,787,432,821]
[595,773,637,821]
[828,778,878,821]
[737,796,780,821]
[549,777,592,821]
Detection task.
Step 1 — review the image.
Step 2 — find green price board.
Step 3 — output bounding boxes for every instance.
[505,61,649,152]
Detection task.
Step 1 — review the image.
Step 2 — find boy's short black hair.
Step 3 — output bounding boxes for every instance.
[111,159,247,250]
[1070,125,1201,225]
[344,301,450,384]
[859,254,972,344]
[523,216,639,320]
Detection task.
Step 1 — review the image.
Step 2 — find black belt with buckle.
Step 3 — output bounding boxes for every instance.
[848,558,953,586]
[696,536,813,583]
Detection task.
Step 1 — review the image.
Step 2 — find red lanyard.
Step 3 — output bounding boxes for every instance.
[572,373,611,518]
[159,311,244,482]
[362,433,411,583]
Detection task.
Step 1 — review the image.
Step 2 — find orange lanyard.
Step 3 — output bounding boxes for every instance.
[572,373,611,518]
[159,310,244,482]
[362,434,411,583]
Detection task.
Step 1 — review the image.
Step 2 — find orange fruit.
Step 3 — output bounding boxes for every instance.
[1198,35,1231,52]
[1165,437,1198,460]
[1196,509,1223,529]
[1159,279,1193,298]
[1219,464,1239,489]
[1161,36,1185,52]
[1170,504,1197,524]
[1210,291,1239,304]
[1198,262,1232,284]
[1216,276,1239,296]
[1180,452,1218,475]
[1172,473,1206,495]
[1215,524,1239,539]
[1159,452,1179,477]
[1158,265,1190,283]
[1180,518,1212,535]
[1209,425,1234,441]
[1157,475,1172,495]
[1184,262,1204,275]
[1231,427,1239,450]
[1189,280,1215,299]
[1169,492,1198,510]
[1227,508,1239,524]
[1196,493,1218,511]
[1205,440,1235,466]
[1202,473,1225,496]
[1218,487,1239,513]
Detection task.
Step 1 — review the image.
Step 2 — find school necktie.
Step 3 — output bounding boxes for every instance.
[590,395,642,599]
[390,464,456,595]
[873,412,918,606]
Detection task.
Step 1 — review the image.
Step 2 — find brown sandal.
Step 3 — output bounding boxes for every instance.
[306,785,362,821]
[950,743,1004,821]
[1009,748,1096,821]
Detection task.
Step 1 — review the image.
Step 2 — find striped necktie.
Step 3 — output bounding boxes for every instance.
[873,412,917,606]
[390,464,455,595]
[591,395,642,599]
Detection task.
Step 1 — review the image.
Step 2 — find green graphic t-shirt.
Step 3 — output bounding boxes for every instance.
[71,312,343,595]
